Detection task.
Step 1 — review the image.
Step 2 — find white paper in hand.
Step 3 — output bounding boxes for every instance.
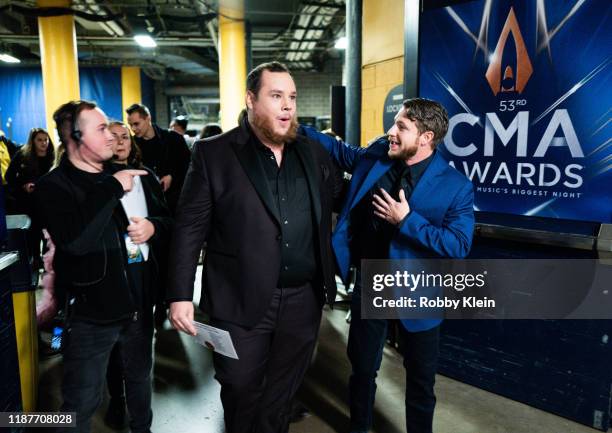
[192,320,238,359]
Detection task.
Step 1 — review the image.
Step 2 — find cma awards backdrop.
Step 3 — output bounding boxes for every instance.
[419,0,611,223]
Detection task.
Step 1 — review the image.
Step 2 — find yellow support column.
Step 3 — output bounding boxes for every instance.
[218,0,247,131]
[11,290,38,412]
[16,0,81,413]
[121,66,142,124]
[37,0,80,139]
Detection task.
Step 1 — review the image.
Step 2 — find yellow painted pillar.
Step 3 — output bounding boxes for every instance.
[16,0,81,412]
[37,0,80,140]
[121,66,142,124]
[12,291,38,412]
[218,0,247,131]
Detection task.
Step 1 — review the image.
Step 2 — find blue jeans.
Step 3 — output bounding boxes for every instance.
[348,279,440,433]
[58,313,153,433]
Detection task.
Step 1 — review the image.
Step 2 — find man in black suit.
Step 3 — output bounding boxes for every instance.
[167,61,342,433]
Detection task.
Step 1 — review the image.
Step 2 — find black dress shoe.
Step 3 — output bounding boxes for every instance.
[104,396,128,430]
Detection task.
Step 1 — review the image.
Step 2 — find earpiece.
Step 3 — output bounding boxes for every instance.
[69,102,83,144]
[71,128,82,143]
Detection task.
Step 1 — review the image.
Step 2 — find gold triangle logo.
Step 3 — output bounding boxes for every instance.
[485,7,533,95]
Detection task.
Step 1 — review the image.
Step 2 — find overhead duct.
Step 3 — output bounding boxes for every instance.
[286,0,342,69]
[0,0,345,73]
[72,0,125,37]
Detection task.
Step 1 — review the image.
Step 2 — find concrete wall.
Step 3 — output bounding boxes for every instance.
[293,57,343,118]
[154,79,169,128]
[154,58,343,126]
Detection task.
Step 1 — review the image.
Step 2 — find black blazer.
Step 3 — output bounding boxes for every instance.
[167,116,342,327]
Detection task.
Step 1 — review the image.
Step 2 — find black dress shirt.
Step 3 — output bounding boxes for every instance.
[350,152,435,261]
[252,135,317,287]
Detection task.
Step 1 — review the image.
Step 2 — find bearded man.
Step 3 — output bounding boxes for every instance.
[301,98,475,433]
[166,61,342,433]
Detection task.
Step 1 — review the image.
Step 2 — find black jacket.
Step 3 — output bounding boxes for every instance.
[167,115,343,327]
[134,124,191,212]
[35,158,172,323]
[5,149,53,214]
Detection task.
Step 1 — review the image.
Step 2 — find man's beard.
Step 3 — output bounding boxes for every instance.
[388,137,418,160]
[251,112,298,145]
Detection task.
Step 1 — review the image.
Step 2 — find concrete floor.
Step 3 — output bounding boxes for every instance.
[37,267,605,433]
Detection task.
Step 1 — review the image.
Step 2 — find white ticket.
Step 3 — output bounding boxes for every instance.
[191,320,239,359]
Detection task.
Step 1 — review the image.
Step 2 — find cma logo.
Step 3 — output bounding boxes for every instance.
[445,109,584,189]
[485,7,533,95]
[446,109,583,158]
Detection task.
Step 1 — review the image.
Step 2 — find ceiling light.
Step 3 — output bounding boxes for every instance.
[0,53,20,63]
[134,34,157,48]
[335,36,347,50]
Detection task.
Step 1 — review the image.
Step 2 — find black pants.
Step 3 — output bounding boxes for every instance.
[348,281,440,433]
[211,283,321,433]
[58,312,154,433]
[106,344,125,399]
[27,216,43,265]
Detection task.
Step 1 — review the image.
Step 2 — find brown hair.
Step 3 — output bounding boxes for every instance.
[53,99,97,147]
[109,121,143,168]
[53,100,98,165]
[401,98,449,147]
[246,61,291,96]
[21,127,55,174]
[125,103,150,119]
[199,124,223,139]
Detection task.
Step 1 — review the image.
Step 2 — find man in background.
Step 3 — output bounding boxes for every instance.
[169,115,196,150]
[127,103,190,214]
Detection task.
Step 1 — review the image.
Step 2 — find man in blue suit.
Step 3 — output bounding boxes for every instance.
[302,98,475,433]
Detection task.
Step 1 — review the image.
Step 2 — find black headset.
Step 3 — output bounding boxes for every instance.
[70,104,83,144]
[53,100,84,145]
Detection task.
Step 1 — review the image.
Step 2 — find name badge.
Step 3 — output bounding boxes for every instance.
[125,234,143,264]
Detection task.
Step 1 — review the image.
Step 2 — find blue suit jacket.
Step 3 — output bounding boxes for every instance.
[301,126,475,332]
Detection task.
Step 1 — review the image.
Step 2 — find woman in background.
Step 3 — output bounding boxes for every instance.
[6,127,55,268]
[109,121,169,326]
[104,121,172,430]
[110,121,143,167]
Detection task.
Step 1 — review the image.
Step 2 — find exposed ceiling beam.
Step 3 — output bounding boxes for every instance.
[0,11,24,34]
[190,0,218,55]
[0,34,214,47]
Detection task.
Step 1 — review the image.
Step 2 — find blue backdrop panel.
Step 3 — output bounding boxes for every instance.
[0,67,151,144]
[420,1,612,430]
[444,234,612,431]
[440,317,612,431]
[0,67,45,144]
[420,0,612,223]
[80,68,122,123]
